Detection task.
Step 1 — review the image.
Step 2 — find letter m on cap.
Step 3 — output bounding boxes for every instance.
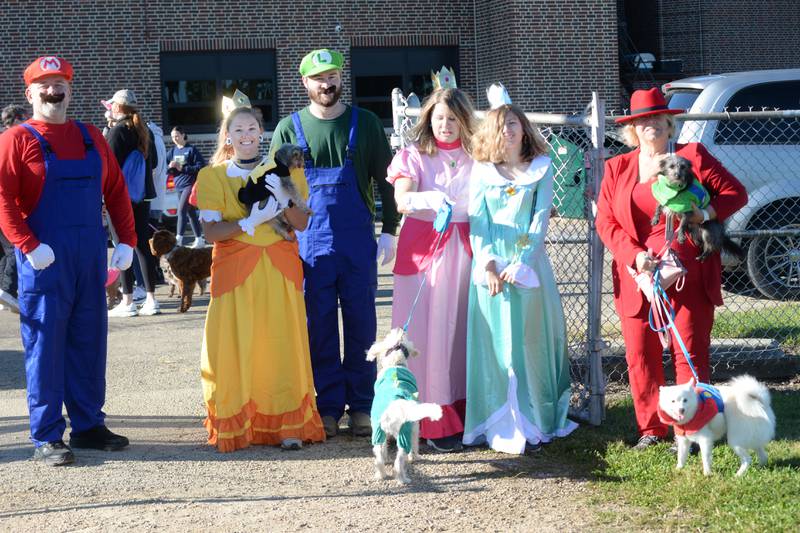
[40,57,61,71]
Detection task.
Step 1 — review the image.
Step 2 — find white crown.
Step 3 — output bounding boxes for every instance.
[486,83,512,110]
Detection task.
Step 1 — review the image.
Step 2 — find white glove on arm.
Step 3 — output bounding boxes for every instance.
[376,233,396,266]
[109,243,134,271]
[404,190,451,213]
[26,243,55,270]
[238,196,282,236]
[264,173,293,208]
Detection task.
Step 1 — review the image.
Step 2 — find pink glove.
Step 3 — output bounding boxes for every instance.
[403,190,451,213]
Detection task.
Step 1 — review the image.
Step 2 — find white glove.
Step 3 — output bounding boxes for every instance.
[500,262,540,289]
[25,243,55,270]
[109,243,134,271]
[238,196,282,236]
[376,233,396,266]
[404,190,451,213]
[264,173,293,208]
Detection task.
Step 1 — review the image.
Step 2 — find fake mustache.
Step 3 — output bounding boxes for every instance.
[40,93,66,104]
[320,86,338,96]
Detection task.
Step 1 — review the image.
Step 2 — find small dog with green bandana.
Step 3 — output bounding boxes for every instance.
[651,154,744,262]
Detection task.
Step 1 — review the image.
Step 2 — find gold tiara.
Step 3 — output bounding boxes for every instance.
[431,66,457,90]
[221,89,251,117]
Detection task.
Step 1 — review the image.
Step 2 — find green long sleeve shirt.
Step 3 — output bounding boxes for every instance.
[270,105,400,235]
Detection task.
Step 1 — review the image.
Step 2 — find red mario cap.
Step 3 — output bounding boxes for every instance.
[23,56,74,86]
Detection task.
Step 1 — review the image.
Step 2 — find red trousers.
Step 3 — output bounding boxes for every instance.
[621,286,714,438]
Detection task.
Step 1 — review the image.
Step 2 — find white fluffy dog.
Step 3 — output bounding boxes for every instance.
[658,375,776,476]
[366,328,443,484]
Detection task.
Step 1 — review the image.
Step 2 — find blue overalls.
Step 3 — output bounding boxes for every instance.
[17,122,108,447]
[291,108,378,420]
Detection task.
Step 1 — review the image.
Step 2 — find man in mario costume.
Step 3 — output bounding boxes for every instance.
[270,49,400,439]
[0,56,137,466]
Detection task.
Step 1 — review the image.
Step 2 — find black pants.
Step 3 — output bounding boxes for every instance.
[176,186,202,240]
[0,231,17,297]
[122,201,158,294]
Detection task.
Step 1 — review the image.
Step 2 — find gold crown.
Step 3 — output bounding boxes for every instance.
[221,89,252,117]
[431,66,457,90]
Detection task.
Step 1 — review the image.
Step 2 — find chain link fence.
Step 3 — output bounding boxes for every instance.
[391,90,800,425]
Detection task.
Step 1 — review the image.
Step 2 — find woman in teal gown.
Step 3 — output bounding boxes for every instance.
[464,98,577,454]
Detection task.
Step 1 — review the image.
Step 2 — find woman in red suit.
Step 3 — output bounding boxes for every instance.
[596,88,747,449]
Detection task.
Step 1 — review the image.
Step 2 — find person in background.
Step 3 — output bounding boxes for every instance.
[386,74,477,452]
[463,85,577,454]
[0,104,30,312]
[270,49,401,438]
[104,89,162,317]
[167,125,206,248]
[596,87,747,450]
[0,56,136,466]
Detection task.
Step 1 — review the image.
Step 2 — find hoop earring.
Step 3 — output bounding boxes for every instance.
[225,138,232,146]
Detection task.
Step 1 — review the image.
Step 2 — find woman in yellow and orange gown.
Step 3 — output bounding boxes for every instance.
[195,99,324,452]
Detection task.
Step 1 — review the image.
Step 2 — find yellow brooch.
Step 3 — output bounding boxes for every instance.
[515,234,531,249]
[505,185,517,196]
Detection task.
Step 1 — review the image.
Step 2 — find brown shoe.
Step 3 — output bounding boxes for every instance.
[321,416,338,438]
[349,412,372,437]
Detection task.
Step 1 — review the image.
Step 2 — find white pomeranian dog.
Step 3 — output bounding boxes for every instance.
[366,328,443,484]
[658,375,776,476]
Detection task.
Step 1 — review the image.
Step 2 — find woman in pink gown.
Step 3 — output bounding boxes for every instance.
[386,86,476,452]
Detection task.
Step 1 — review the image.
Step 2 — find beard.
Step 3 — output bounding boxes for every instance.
[308,85,341,107]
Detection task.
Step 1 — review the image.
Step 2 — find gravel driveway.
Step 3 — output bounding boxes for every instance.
[0,259,607,532]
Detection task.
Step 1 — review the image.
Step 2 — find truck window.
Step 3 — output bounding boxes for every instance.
[714,81,800,145]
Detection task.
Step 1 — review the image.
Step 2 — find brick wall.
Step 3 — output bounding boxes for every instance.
[1,0,620,143]
[659,0,800,75]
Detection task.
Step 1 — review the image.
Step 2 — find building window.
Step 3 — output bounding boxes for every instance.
[351,47,459,126]
[160,50,277,134]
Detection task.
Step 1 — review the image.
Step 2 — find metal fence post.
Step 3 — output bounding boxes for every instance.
[587,92,607,425]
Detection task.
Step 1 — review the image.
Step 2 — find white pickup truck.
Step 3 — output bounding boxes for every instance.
[663,69,800,300]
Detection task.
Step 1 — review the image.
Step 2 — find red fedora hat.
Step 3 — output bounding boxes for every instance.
[615,87,683,123]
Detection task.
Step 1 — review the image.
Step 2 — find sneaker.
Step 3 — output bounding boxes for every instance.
[70,425,129,451]
[525,441,544,454]
[280,438,303,450]
[191,236,206,249]
[321,416,339,438]
[176,235,185,247]
[132,286,147,303]
[108,301,138,318]
[0,289,19,314]
[426,435,464,453]
[348,412,372,437]
[33,441,75,466]
[632,435,664,450]
[138,299,161,316]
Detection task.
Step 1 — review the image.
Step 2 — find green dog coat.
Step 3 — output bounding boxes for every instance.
[651,174,710,213]
[370,366,419,453]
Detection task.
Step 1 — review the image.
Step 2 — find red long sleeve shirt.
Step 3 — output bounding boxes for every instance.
[0,119,136,254]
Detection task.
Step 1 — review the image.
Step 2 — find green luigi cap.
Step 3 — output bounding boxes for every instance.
[299,49,344,77]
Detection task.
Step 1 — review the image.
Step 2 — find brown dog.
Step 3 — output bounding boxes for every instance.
[149,229,212,312]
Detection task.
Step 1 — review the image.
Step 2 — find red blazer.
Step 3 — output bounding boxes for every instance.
[596,143,748,317]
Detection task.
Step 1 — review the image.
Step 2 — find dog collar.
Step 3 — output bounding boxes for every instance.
[386,342,409,359]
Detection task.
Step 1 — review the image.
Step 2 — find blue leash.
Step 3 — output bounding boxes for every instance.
[402,201,453,332]
[649,268,724,409]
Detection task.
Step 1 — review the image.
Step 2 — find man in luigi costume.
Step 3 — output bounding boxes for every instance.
[270,49,400,439]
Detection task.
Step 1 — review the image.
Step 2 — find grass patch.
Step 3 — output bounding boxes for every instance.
[545,388,800,531]
[713,305,800,351]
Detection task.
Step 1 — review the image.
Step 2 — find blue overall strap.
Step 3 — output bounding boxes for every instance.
[290,112,313,169]
[74,121,96,151]
[344,107,359,162]
[20,123,51,155]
